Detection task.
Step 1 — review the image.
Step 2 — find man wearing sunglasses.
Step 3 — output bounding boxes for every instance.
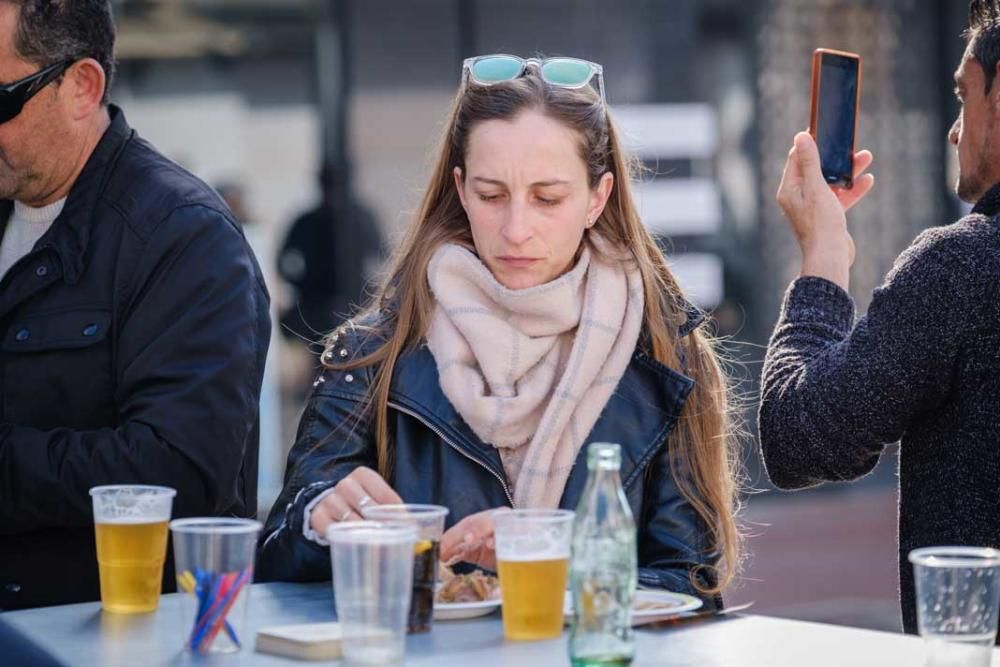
[0,1,270,611]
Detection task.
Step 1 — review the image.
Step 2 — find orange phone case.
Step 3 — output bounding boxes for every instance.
[808,48,863,187]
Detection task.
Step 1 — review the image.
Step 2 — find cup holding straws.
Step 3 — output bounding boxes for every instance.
[170,518,262,654]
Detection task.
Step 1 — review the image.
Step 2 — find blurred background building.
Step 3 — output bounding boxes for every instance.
[111,0,973,634]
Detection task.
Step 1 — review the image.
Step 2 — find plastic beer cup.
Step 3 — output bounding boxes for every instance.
[493,509,575,641]
[90,485,176,613]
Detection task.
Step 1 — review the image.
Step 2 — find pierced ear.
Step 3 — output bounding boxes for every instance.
[587,171,614,222]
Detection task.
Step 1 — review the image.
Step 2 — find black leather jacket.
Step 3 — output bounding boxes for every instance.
[258,309,720,607]
[0,107,270,610]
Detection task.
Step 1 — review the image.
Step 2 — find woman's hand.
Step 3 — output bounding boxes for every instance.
[776,131,874,292]
[308,466,403,537]
[440,508,510,571]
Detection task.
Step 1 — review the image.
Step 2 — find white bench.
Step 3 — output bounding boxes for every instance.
[613,103,724,309]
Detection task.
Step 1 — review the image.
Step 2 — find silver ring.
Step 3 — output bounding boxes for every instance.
[357,495,373,509]
[338,509,352,522]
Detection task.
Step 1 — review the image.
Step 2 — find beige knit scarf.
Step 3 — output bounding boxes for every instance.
[425,232,644,508]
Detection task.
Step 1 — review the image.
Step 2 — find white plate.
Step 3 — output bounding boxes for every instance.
[563,589,703,621]
[433,591,502,621]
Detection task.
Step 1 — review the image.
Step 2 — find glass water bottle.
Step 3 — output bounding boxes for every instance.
[569,442,638,666]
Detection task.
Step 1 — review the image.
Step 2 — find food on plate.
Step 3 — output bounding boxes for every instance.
[435,563,499,603]
[633,597,685,612]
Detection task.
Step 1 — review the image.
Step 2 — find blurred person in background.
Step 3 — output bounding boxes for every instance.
[215,178,286,511]
[0,0,270,610]
[277,162,384,356]
[257,55,743,609]
[759,0,1000,637]
[215,180,251,225]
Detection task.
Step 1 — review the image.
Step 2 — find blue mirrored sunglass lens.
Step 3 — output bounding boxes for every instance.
[540,59,593,86]
[471,57,523,83]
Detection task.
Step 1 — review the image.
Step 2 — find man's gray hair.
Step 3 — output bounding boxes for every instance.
[11,0,116,104]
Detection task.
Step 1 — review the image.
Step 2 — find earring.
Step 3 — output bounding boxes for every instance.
[586,216,594,228]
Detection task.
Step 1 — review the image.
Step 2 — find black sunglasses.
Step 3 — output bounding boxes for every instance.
[0,60,74,125]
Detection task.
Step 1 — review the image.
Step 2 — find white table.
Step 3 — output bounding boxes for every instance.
[3,582,996,666]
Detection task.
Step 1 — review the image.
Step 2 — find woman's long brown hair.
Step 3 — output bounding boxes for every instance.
[324,70,743,594]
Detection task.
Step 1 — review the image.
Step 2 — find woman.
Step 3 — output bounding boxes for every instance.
[257,55,741,604]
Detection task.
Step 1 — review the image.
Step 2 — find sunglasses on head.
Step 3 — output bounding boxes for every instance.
[462,54,606,106]
[0,60,74,125]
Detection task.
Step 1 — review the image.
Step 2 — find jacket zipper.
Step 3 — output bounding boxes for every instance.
[388,399,515,507]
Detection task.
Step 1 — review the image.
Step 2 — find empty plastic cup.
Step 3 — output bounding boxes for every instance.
[327,521,417,666]
[910,546,1000,667]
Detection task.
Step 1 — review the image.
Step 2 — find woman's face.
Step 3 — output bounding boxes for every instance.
[454,109,613,290]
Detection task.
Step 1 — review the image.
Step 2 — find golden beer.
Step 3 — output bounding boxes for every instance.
[498,557,569,640]
[94,520,169,613]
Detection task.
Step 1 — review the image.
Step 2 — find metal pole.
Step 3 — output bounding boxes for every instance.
[315,0,350,171]
[456,0,477,67]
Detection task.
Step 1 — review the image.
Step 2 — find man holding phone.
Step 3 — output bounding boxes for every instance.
[759,0,1000,637]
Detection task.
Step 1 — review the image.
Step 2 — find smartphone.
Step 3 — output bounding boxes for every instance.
[809,48,862,188]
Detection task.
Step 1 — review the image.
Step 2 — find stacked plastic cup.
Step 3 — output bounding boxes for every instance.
[327,521,417,666]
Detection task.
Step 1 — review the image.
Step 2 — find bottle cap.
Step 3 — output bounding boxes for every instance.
[587,442,622,470]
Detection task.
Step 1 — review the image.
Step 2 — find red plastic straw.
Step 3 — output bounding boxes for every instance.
[202,570,250,648]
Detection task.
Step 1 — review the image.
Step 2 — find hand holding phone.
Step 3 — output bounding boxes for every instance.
[809,48,862,189]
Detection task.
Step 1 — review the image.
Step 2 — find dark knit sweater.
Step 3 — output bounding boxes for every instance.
[758,183,1000,636]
